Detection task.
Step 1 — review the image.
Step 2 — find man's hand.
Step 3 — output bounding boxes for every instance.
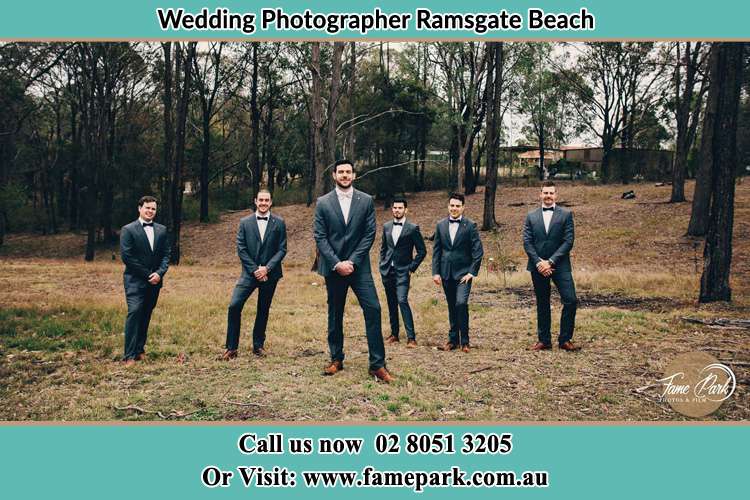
[254,266,269,280]
[536,260,554,277]
[148,273,161,285]
[459,273,475,284]
[432,274,442,286]
[335,261,355,276]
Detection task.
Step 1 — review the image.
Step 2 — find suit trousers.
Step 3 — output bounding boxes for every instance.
[124,285,161,360]
[324,272,385,370]
[382,270,416,340]
[531,270,577,346]
[441,279,472,346]
[226,278,279,351]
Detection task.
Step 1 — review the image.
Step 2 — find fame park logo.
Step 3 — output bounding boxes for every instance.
[643,352,737,417]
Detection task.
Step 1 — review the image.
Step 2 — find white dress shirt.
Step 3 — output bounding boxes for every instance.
[336,187,353,224]
[256,212,270,242]
[139,218,155,251]
[448,216,462,244]
[542,204,555,233]
[392,218,405,244]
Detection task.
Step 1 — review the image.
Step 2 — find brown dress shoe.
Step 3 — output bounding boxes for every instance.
[438,342,457,351]
[253,347,267,357]
[559,341,581,351]
[406,339,417,348]
[122,359,136,367]
[221,349,238,360]
[461,344,470,353]
[385,335,400,344]
[323,360,344,375]
[368,367,395,383]
[135,353,147,361]
[529,342,552,351]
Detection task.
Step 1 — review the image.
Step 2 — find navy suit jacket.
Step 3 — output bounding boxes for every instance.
[313,189,376,277]
[378,220,427,276]
[120,220,170,291]
[431,217,484,280]
[523,206,574,272]
[237,212,287,284]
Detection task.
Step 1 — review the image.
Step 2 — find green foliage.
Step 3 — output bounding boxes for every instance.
[0,307,121,353]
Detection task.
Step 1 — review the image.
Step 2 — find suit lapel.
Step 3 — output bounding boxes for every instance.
[385,221,395,248]
[349,191,363,226]
[331,192,347,228]
[249,215,262,245]
[534,209,547,240]
[440,219,452,248]
[548,207,562,235]
[453,219,468,247]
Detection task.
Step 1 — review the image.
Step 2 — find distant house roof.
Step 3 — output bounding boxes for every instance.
[517,150,562,160]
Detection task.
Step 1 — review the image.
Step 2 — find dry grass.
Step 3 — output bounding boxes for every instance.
[1,180,749,421]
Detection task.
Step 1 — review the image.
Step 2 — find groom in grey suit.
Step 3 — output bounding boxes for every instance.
[120,195,170,365]
[432,193,484,353]
[523,181,580,352]
[223,189,287,360]
[313,159,393,383]
[379,197,426,346]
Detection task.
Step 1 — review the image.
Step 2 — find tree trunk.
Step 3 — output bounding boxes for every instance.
[699,42,744,303]
[199,113,210,222]
[170,42,196,265]
[250,43,261,199]
[483,42,503,231]
[311,43,326,198]
[161,42,175,230]
[326,42,345,170]
[687,47,719,237]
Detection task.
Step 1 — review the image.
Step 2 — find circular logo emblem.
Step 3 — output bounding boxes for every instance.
[659,352,736,417]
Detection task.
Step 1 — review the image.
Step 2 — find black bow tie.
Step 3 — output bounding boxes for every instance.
[256,216,268,221]
[142,222,154,227]
[542,207,554,212]
[393,222,403,226]
[449,219,461,224]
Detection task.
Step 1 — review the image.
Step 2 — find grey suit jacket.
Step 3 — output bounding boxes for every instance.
[313,188,376,277]
[431,217,484,280]
[120,220,170,291]
[237,212,287,284]
[378,220,427,276]
[523,206,574,272]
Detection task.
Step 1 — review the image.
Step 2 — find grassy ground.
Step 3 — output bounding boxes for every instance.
[1,180,748,421]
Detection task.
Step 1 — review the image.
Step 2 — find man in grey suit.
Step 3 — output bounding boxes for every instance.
[223,189,287,360]
[432,193,484,353]
[120,196,170,366]
[379,197,426,347]
[523,181,580,352]
[313,159,393,383]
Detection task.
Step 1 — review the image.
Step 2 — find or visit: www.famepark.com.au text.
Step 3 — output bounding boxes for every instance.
[238,465,549,492]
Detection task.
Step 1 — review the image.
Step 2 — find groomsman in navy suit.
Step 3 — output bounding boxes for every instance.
[313,159,394,383]
[120,196,170,365]
[432,193,484,353]
[523,181,580,352]
[223,189,287,360]
[379,197,426,347]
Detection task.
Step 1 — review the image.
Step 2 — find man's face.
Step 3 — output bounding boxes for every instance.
[391,202,406,220]
[332,163,355,189]
[540,186,557,207]
[255,192,272,214]
[139,202,157,222]
[448,198,464,219]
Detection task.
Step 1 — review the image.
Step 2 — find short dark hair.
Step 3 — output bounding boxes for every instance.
[448,192,465,205]
[333,159,354,173]
[138,195,157,207]
[392,197,407,207]
[540,180,556,190]
[255,188,272,199]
